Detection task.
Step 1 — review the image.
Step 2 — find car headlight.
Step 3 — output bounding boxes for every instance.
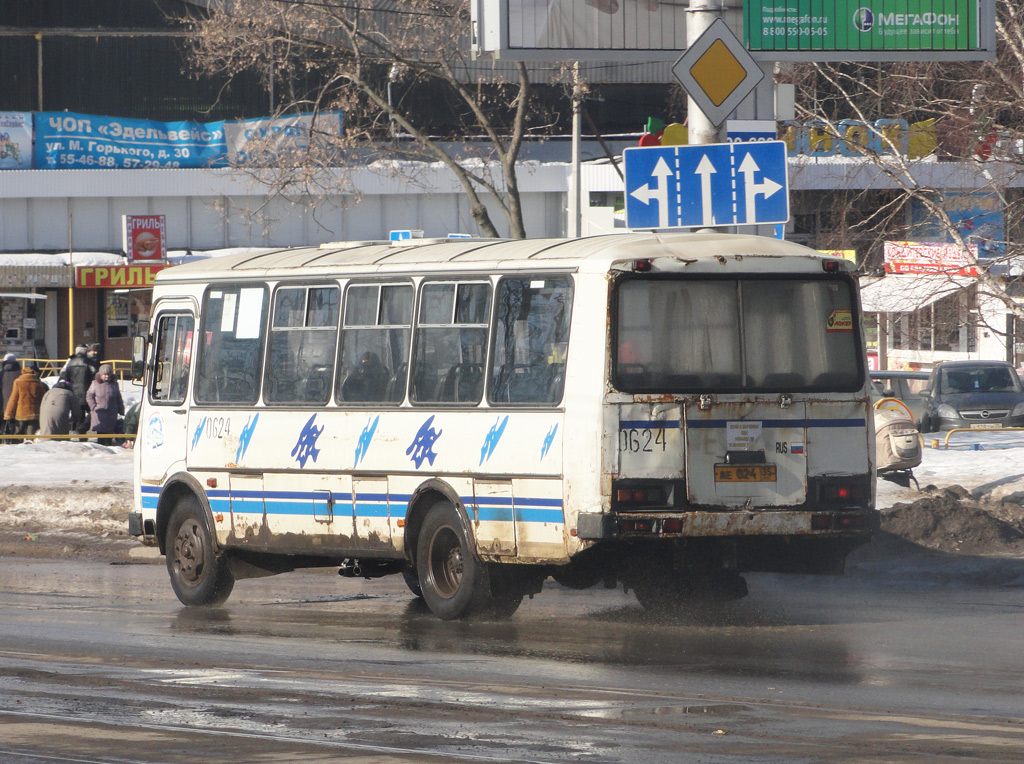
[1012,403,1024,417]
[936,404,958,418]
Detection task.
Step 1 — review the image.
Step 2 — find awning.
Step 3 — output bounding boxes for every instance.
[0,293,47,300]
[859,275,974,313]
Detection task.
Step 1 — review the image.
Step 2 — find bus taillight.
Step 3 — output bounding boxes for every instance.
[614,484,668,507]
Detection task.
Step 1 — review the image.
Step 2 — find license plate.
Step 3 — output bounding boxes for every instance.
[714,464,777,483]
[969,423,1002,430]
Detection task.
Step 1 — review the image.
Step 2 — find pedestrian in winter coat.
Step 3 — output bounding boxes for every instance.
[85,363,124,435]
[0,353,21,436]
[4,363,48,438]
[86,343,101,377]
[37,378,74,437]
[60,345,94,434]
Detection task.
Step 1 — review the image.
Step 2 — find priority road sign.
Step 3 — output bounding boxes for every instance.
[672,18,765,129]
[623,141,789,229]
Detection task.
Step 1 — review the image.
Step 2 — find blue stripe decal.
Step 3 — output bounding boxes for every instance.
[516,507,564,523]
[209,497,231,514]
[353,502,390,518]
[620,420,681,429]
[477,507,513,523]
[515,497,563,507]
[688,418,866,429]
[145,484,562,524]
[475,507,563,524]
[468,494,564,525]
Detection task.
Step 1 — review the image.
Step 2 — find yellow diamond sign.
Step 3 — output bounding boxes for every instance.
[672,18,765,127]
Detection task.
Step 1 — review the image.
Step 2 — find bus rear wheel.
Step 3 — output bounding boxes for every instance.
[416,499,492,620]
[165,495,235,607]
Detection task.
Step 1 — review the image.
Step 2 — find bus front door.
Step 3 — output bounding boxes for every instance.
[138,307,195,485]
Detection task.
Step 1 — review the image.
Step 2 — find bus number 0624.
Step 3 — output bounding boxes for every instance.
[619,427,667,453]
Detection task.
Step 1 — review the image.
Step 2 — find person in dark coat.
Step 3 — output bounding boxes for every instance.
[0,353,21,438]
[60,345,94,434]
[86,363,124,437]
[38,378,74,437]
[4,362,48,438]
[86,343,101,377]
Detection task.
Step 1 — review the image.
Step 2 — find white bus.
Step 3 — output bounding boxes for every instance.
[130,233,877,620]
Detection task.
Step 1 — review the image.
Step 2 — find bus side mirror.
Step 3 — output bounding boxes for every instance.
[131,335,147,380]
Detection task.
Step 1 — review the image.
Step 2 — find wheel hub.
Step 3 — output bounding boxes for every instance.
[174,523,204,584]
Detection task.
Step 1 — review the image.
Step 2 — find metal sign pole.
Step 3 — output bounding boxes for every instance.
[686,0,727,232]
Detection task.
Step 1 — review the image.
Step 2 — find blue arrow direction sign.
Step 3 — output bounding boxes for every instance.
[624,141,789,229]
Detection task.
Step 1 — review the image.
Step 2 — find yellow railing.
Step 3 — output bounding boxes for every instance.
[7,358,132,380]
[931,427,1024,449]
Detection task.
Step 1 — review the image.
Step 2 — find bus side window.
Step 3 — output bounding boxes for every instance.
[264,285,339,405]
[151,313,194,405]
[412,281,490,405]
[489,276,573,406]
[337,283,413,405]
[195,285,268,405]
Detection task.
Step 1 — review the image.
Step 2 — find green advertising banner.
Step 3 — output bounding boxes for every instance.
[745,0,979,53]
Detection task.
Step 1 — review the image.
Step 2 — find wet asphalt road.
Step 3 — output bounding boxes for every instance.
[0,555,1023,763]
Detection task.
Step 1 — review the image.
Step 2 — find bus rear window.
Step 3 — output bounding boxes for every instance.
[615,277,862,393]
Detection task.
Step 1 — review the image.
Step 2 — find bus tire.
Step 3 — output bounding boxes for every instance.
[416,499,491,620]
[487,564,524,619]
[165,495,235,607]
[402,567,424,599]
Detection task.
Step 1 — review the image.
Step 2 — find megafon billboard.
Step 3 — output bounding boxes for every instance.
[744,0,995,61]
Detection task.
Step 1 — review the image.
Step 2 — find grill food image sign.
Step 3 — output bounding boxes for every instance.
[745,0,981,56]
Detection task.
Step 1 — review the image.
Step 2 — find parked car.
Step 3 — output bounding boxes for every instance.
[870,370,931,423]
[918,360,1024,432]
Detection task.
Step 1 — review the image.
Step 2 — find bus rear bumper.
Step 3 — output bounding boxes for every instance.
[576,508,879,540]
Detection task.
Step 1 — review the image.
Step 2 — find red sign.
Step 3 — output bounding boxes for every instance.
[883,241,979,276]
[123,215,167,262]
[76,264,168,288]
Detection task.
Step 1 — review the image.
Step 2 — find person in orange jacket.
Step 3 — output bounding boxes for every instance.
[4,361,48,439]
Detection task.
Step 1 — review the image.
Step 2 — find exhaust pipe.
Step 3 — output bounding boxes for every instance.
[338,558,362,577]
[338,558,404,579]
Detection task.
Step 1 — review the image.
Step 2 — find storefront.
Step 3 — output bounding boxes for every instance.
[74,263,166,360]
[0,264,72,361]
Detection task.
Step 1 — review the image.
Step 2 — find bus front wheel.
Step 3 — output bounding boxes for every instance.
[165,495,235,607]
[416,500,491,620]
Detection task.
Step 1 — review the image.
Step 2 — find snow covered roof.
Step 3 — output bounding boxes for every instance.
[860,274,974,313]
[153,233,848,281]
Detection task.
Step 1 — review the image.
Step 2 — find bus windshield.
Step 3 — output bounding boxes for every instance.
[615,276,862,393]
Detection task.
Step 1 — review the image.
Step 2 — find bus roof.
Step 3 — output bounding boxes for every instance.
[155,232,852,282]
